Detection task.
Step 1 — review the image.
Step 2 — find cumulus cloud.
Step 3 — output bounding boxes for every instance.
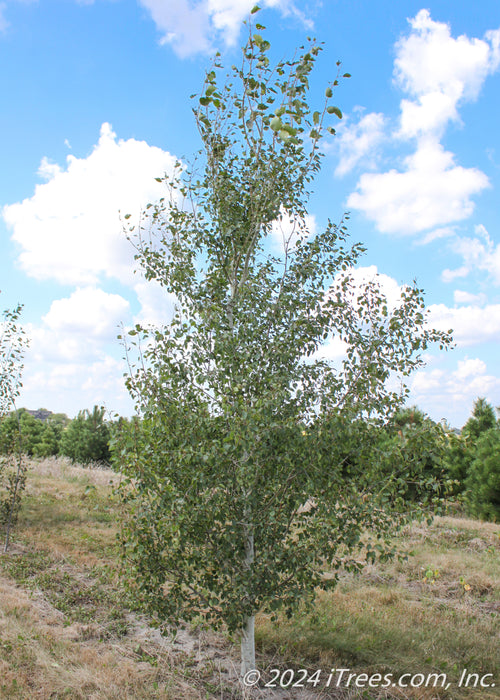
[348,140,489,234]
[441,266,469,283]
[410,356,500,426]
[339,265,405,310]
[394,10,500,139]
[427,302,500,346]
[19,287,133,416]
[24,288,130,370]
[138,0,306,58]
[334,112,386,176]
[345,11,499,238]
[442,225,500,285]
[3,123,178,286]
[42,287,130,341]
[20,355,132,418]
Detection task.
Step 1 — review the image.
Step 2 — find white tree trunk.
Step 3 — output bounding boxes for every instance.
[240,522,256,677]
[240,613,256,677]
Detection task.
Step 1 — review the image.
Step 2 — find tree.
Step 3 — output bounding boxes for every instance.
[60,406,111,465]
[0,302,29,551]
[465,427,500,521]
[118,17,451,677]
[446,398,498,493]
[463,397,497,442]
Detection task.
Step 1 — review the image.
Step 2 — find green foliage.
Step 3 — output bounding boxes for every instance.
[444,398,499,499]
[117,20,451,668]
[465,427,500,521]
[0,303,29,548]
[373,408,451,504]
[444,431,470,492]
[0,409,69,458]
[0,304,27,415]
[463,397,497,442]
[60,406,111,465]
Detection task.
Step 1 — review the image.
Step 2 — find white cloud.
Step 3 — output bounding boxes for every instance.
[19,355,132,418]
[139,0,212,56]
[340,265,404,310]
[334,112,386,176]
[42,287,130,341]
[348,139,489,235]
[441,266,469,283]
[418,226,456,245]
[453,290,487,305]
[24,288,130,369]
[394,10,500,139]
[3,123,178,286]
[316,266,408,364]
[19,287,133,416]
[346,11,499,238]
[138,0,304,58]
[410,356,500,427]
[454,357,488,381]
[427,302,500,346]
[443,225,500,285]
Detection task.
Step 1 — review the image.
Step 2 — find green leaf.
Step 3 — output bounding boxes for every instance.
[313,111,320,125]
[325,87,333,98]
[270,116,282,131]
[329,106,343,119]
[250,4,260,13]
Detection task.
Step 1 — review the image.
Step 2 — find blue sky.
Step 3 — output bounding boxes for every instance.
[1,0,499,427]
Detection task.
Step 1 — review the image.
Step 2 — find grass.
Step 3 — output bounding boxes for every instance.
[0,457,498,699]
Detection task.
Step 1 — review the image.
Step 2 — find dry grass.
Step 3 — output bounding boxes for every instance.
[0,457,498,699]
[257,516,499,699]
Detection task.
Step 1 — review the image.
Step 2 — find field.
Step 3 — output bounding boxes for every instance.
[0,458,498,699]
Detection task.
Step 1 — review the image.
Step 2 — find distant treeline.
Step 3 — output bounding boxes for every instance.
[0,405,113,465]
[0,399,498,520]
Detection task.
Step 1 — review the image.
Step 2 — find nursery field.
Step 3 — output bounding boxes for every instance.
[0,458,497,699]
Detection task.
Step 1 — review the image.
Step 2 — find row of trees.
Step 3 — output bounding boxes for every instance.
[0,406,111,465]
[0,398,497,519]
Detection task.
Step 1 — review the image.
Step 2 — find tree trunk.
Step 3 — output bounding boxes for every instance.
[240,522,256,677]
[240,613,256,677]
